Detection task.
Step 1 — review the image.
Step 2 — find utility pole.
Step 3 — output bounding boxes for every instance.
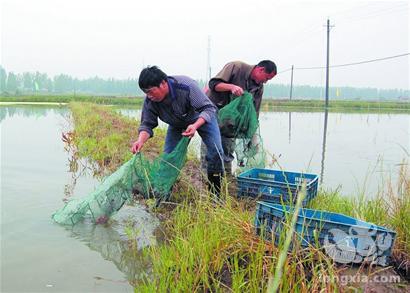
[207,35,212,81]
[289,65,294,100]
[325,19,333,108]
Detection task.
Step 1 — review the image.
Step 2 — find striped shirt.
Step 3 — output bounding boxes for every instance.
[138,75,217,137]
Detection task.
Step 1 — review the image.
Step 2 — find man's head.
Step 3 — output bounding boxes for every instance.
[251,60,277,85]
[138,66,169,102]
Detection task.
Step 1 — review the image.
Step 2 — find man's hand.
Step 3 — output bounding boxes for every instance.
[182,117,206,138]
[229,85,244,96]
[182,124,198,138]
[130,140,144,154]
[130,130,150,154]
[247,133,260,152]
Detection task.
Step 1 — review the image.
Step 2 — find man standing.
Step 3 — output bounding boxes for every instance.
[206,60,277,174]
[131,66,224,195]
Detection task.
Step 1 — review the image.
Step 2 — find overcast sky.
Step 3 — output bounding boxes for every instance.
[1,0,409,89]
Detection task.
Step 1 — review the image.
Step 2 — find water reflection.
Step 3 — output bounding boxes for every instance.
[0,107,7,122]
[1,105,147,290]
[58,114,159,284]
[67,205,159,285]
[286,109,328,184]
[288,112,292,144]
[320,109,329,185]
[0,105,65,122]
[63,161,89,201]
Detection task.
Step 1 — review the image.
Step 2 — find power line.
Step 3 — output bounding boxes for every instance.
[296,53,410,70]
[328,53,409,68]
[277,68,292,74]
[339,3,408,22]
[329,2,408,25]
[284,24,324,50]
[329,3,374,17]
[277,52,409,75]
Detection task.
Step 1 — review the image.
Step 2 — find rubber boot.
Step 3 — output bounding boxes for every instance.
[207,172,222,197]
[224,161,232,176]
[155,191,171,208]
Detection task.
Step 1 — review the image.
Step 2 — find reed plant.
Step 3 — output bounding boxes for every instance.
[136,185,340,292]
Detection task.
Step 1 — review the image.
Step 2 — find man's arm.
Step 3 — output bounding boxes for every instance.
[214,82,243,96]
[137,100,158,137]
[131,100,158,153]
[209,62,244,96]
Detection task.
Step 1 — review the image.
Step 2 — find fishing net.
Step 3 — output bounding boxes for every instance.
[218,92,267,171]
[235,127,266,171]
[218,92,258,139]
[52,137,190,225]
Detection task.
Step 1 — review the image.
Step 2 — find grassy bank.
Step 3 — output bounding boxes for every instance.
[138,193,340,292]
[1,95,409,112]
[265,99,410,109]
[66,102,409,291]
[0,95,143,106]
[64,102,164,175]
[137,176,409,291]
[261,99,410,112]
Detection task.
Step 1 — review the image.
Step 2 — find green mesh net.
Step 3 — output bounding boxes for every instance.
[235,127,266,170]
[218,92,258,139]
[218,92,267,171]
[52,137,190,225]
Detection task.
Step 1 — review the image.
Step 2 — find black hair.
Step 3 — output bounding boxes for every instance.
[138,66,168,90]
[256,60,277,74]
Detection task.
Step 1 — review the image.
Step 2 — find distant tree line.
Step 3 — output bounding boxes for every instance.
[262,84,410,101]
[0,66,408,100]
[0,66,141,96]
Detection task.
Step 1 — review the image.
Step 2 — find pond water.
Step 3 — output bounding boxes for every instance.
[118,107,409,197]
[1,105,409,292]
[1,106,158,292]
[259,110,409,196]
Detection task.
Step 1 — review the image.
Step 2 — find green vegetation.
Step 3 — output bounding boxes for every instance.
[65,102,409,291]
[1,95,409,113]
[263,84,410,101]
[136,174,409,292]
[65,102,163,174]
[0,95,143,106]
[1,66,409,100]
[138,193,339,292]
[261,99,410,112]
[0,66,141,96]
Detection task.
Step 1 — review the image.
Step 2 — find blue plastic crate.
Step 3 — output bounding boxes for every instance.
[255,201,396,266]
[237,168,319,205]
